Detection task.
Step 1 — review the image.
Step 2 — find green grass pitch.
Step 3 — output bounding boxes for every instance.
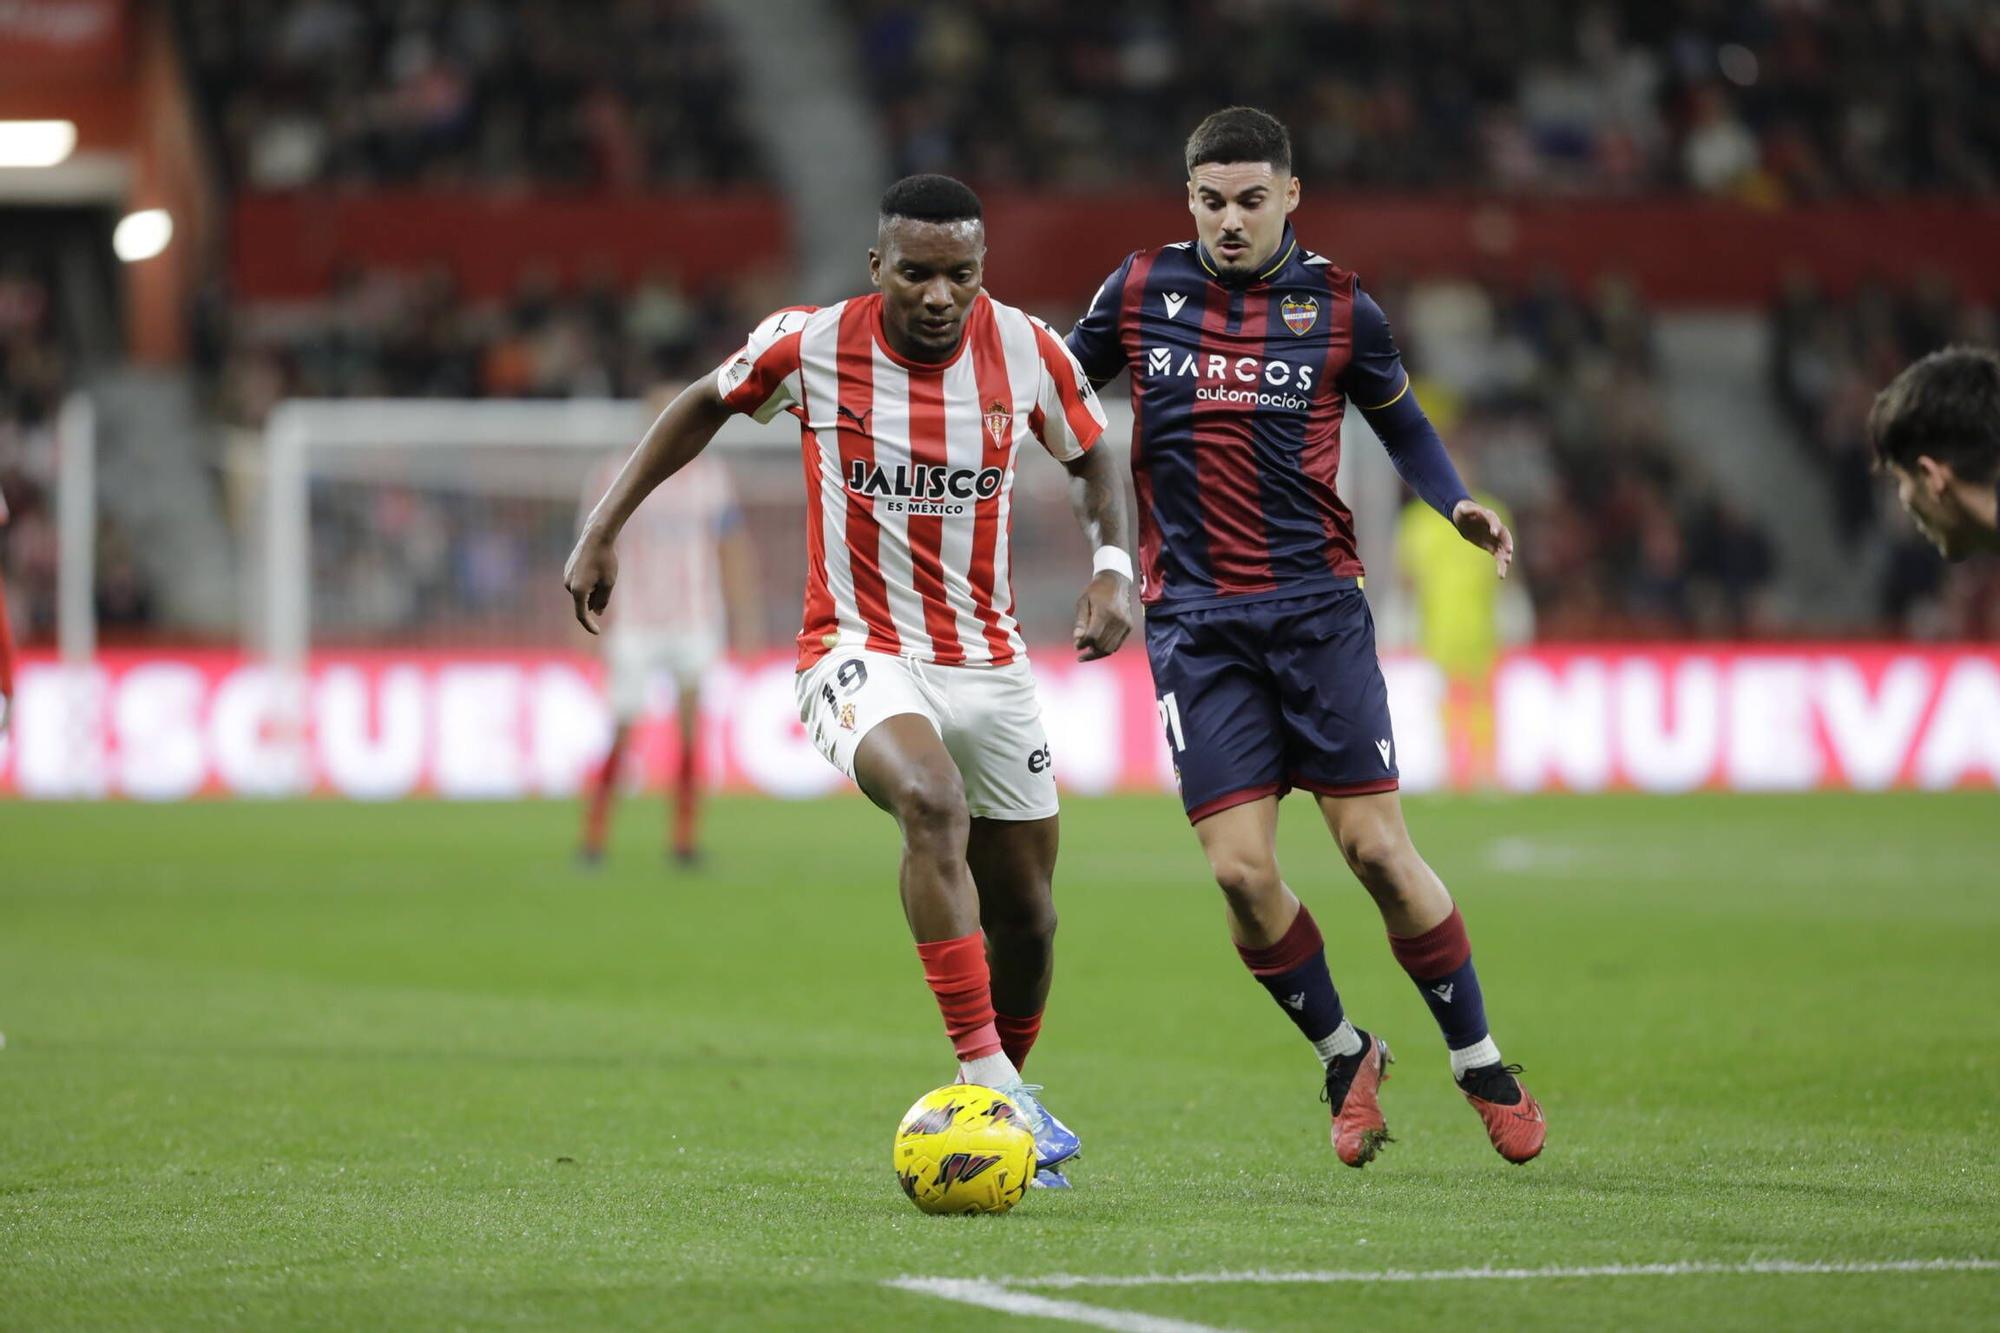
[3,792,1997,1330]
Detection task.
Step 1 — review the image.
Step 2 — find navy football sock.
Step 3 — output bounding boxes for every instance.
[1236,903,1362,1064]
[1388,906,1500,1077]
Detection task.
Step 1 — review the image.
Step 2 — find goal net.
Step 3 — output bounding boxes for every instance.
[239,394,1169,796]
[257,395,1138,664]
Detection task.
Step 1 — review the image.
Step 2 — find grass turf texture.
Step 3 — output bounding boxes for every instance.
[2,793,1996,1331]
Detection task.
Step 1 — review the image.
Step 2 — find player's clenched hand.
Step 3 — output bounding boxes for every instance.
[564,529,619,634]
[1073,572,1134,661]
[1452,500,1515,579]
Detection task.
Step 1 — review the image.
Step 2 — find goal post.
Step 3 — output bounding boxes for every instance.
[259,398,659,673]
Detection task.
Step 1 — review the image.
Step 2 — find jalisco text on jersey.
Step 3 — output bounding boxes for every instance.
[845,461,1006,502]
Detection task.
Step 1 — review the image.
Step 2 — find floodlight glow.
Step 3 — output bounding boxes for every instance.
[0,120,78,168]
[113,208,173,262]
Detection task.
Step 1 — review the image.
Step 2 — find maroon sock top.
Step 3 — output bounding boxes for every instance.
[1387,905,1471,979]
[1236,902,1324,977]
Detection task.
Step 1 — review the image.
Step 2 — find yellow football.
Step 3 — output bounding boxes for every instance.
[892,1083,1036,1215]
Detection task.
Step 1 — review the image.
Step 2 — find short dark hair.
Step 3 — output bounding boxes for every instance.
[1869,345,2000,483]
[1185,106,1292,177]
[879,173,983,224]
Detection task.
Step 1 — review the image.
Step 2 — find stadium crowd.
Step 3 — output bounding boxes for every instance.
[209,263,775,426]
[204,260,1798,645]
[8,2,1988,651]
[854,0,2000,197]
[176,0,766,188]
[1388,270,1776,640]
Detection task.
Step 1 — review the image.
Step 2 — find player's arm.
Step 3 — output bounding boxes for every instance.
[1062,441,1136,661]
[1031,318,1136,660]
[565,380,733,634]
[1346,286,1514,578]
[1064,252,1139,390]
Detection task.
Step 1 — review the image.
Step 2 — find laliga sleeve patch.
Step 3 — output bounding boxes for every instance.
[718,353,755,395]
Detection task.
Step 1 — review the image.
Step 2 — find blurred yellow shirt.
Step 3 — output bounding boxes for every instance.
[1396,493,1508,679]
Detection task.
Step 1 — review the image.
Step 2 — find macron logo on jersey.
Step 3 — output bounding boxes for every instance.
[1162,292,1188,320]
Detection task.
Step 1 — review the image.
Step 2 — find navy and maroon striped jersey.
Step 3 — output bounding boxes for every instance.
[1066,224,1413,612]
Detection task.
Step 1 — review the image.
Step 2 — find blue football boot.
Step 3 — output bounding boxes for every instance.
[1030,1165,1072,1189]
[995,1080,1080,1170]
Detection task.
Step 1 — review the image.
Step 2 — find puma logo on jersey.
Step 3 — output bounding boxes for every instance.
[836,403,873,432]
[1162,292,1188,320]
[1376,738,1394,768]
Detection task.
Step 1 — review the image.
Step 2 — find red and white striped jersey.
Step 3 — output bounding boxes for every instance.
[715,292,1106,670]
[583,450,741,639]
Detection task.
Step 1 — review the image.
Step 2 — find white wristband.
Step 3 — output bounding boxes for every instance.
[1092,546,1134,581]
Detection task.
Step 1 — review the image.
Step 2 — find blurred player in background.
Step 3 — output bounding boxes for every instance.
[577,391,758,868]
[1872,345,2000,560]
[566,175,1135,1188]
[1395,453,1524,788]
[1068,107,1543,1167]
[0,484,14,737]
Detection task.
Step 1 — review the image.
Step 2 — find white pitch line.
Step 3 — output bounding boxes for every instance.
[888,1259,1999,1330]
[1005,1258,2000,1289]
[885,1278,1236,1333]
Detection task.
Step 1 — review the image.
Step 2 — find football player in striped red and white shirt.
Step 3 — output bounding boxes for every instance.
[566,176,1136,1186]
[575,395,758,869]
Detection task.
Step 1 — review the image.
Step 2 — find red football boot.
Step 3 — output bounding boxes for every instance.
[1458,1062,1545,1163]
[1323,1032,1394,1167]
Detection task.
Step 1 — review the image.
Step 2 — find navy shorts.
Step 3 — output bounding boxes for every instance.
[1144,588,1399,823]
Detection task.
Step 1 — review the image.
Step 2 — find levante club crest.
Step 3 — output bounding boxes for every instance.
[984,399,1013,446]
[1281,295,1318,335]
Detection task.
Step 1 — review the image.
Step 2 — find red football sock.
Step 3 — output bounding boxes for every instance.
[582,733,625,852]
[915,932,1002,1061]
[993,1010,1043,1072]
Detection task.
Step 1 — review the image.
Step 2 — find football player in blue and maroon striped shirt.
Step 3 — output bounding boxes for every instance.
[1872,346,2000,562]
[1067,107,1544,1167]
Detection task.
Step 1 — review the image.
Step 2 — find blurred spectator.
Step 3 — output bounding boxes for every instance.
[852,0,2000,197]
[178,0,767,189]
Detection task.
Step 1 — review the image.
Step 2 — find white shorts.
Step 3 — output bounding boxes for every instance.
[606,629,723,719]
[795,650,1059,821]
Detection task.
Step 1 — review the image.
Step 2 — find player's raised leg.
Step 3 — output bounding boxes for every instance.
[1316,790,1545,1163]
[1194,797,1392,1167]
